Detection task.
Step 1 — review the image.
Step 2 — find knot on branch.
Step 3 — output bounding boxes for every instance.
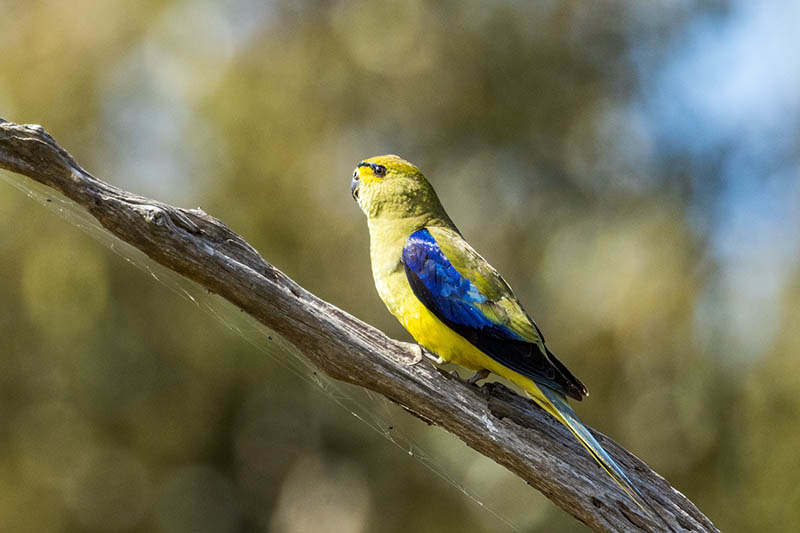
[137,204,171,227]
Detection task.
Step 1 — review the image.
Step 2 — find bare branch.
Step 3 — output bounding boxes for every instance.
[0,118,717,532]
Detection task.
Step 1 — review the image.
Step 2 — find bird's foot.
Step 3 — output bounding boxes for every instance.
[406,343,424,366]
[449,368,490,385]
[403,343,445,366]
[465,368,491,385]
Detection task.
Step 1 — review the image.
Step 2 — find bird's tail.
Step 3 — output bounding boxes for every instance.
[536,385,655,521]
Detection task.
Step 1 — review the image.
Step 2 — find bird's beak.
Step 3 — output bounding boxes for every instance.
[351,172,360,201]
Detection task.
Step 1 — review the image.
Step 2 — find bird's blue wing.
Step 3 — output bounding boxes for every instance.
[402,228,586,400]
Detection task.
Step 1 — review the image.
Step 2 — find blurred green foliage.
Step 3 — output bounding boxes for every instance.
[2,1,799,531]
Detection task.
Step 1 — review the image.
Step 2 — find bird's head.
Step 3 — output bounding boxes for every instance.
[351,155,447,222]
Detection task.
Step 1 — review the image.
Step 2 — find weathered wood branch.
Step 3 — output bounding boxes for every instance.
[0,118,716,532]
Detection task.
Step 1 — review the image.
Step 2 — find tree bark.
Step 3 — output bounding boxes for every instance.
[0,118,717,533]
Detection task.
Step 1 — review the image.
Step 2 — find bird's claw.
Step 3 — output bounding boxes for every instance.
[407,343,423,366]
[450,368,490,385]
[465,368,490,385]
[402,343,444,367]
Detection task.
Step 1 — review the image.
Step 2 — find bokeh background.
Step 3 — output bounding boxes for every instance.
[1,1,799,531]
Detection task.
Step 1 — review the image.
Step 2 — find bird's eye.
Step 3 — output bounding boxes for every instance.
[352,169,359,179]
[374,165,387,177]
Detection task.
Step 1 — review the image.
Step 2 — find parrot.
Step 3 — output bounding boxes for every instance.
[350,154,654,517]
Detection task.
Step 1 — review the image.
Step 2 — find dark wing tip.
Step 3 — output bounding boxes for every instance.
[566,381,588,402]
[546,347,588,401]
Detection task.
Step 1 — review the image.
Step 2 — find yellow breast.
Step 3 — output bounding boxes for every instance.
[377,269,510,377]
[366,220,545,400]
